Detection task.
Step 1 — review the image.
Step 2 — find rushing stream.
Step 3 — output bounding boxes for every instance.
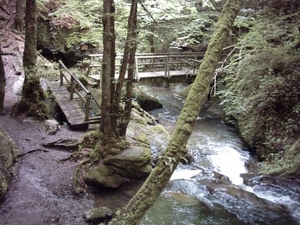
[139,84,300,225]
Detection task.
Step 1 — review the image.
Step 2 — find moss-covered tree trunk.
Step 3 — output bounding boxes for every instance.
[107,0,242,224]
[100,0,115,137]
[0,45,5,112]
[15,0,49,119]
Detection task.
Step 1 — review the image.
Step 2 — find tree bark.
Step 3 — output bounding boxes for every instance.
[100,0,115,136]
[14,0,25,31]
[121,0,138,136]
[0,45,5,112]
[111,0,138,137]
[108,0,242,224]
[23,0,36,68]
[22,0,39,102]
[14,0,49,120]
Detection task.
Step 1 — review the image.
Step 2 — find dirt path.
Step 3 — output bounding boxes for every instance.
[0,2,98,225]
[0,116,94,225]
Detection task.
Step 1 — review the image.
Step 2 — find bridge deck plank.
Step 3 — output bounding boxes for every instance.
[47,82,87,126]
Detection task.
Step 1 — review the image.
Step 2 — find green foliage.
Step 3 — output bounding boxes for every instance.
[218,8,300,161]
[138,0,222,52]
[40,0,226,53]
[260,139,300,176]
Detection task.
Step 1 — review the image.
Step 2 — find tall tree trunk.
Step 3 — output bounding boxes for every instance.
[22,0,40,103]
[15,0,49,120]
[108,0,242,224]
[21,0,43,101]
[23,0,36,68]
[121,27,137,136]
[148,27,155,53]
[111,0,138,137]
[14,0,25,31]
[100,0,115,136]
[0,45,5,112]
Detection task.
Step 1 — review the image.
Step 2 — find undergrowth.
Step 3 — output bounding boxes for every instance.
[218,6,300,174]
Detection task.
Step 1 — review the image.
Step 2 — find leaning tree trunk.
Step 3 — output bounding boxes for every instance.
[0,45,5,112]
[15,0,49,119]
[107,0,242,224]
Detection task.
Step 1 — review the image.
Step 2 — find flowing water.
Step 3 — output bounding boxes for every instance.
[139,84,300,225]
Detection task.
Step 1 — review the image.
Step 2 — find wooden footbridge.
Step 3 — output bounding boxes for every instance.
[48,52,205,127]
[87,52,204,85]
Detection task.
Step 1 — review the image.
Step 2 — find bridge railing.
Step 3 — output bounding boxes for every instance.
[58,60,101,123]
[87,52,204,82]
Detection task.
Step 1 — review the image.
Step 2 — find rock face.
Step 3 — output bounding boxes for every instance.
[199,173,290,216]
[104,147,152,179]
[85,147,152,188]
[0,125,18,203]
[84,206,113,223]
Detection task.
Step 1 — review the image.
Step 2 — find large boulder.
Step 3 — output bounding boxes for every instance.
[0,125,18,203]
[134,87,162,111]
[85,147,152,188]
[85,165,130,188]
[84,105,170,188]
[104,147,152,179]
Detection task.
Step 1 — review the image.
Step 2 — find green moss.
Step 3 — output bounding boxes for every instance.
[151,124,170,138]
[0,126,18,202]
[260,139,300,176]
[135,133,149,145]
[13,99,51,120]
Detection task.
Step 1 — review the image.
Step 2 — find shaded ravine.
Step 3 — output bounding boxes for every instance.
[139,84,300,225]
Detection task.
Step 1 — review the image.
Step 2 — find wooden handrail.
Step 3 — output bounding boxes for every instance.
[88,52,204,81]
[58,60,101,122]
[59,60,90,93]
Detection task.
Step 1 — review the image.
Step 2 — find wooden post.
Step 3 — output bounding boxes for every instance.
[100,57,103,89]
[135,56,139,81]
[87,55,91,76]
[59,63,64,86]
[213,75,217,96]
[70,76,74,100]
[193,54,197,74]
[165,55,170,78]
[85,93,91,121]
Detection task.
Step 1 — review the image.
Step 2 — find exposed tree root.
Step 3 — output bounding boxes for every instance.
[16,148,49,158]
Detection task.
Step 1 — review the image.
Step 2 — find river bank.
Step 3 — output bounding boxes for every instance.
[139,84,300,225]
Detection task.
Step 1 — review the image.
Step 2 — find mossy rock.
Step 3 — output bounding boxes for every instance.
[85,165,129,188]
[179,84,192,98]
[84,206,113,223]
[104,146,152,179]
[134,88,162,111]
[0,126,18,202]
